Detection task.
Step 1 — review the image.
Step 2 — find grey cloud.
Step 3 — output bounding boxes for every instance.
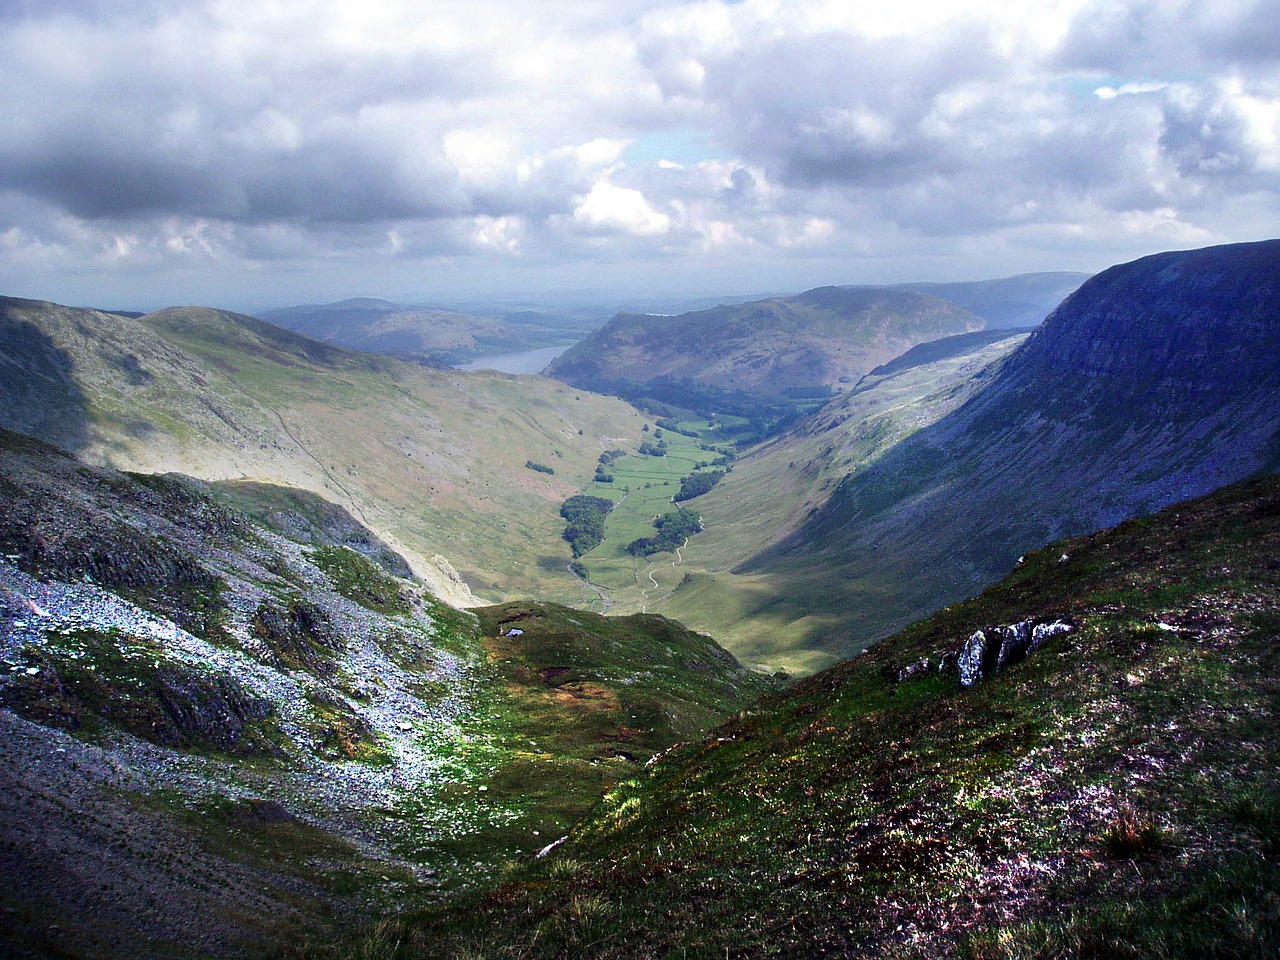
[1056,0,1280,72]
[1160,88,1253,178]
[0,123,467,225]
[0,5,499,227]
[1210,0,1280,63]
[692,25,1004,189]
[0,0,197,24]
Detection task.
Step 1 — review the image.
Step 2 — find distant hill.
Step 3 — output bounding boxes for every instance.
[259,298,601,366]
[734,240,1280,660]
[326,470,1280,959]
[259,298,524,363]
[890,271,1090,328]
[546,286,985,433]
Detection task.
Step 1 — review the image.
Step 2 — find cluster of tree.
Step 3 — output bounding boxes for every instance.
[655,417,700,438]
[595,448,626,483]
[626,508,702,557]
[638,438,668,457]
[673,469,726,502]
[525,460,555,475]
[560,495,614,557]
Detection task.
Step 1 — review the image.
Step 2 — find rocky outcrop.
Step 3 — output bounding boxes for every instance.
[893,618,1072,689]
[956,619,1073,688]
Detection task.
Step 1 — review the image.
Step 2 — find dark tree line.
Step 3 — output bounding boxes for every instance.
[626,508,702,557]
[673,469,725,502]
[560,495,614,557]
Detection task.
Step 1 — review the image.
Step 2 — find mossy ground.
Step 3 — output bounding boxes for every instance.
[309,474,1280,959]
[378,600,778,893]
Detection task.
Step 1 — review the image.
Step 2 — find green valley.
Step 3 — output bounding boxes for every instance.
[0,297,647,608]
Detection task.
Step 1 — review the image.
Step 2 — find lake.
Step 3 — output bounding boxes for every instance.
[460,344,572,374]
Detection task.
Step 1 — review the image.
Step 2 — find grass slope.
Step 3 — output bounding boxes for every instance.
[380,601,778,895]
[647,332,1031,673]
[323,472,1280,959]
[0,296,646,606]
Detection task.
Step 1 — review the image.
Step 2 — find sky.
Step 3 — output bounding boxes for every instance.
[0,0,1278,312]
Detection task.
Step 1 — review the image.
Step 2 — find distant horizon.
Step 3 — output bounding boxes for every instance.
[53,266,1104,319]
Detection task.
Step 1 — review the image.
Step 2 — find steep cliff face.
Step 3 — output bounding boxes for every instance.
[746,240,1280,657]
[998,240,1280,402]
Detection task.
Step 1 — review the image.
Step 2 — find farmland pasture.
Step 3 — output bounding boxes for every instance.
[570,422,732,606]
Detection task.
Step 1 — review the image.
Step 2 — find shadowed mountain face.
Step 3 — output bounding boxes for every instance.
[745,240,1280,658]
[546,286,985,402]
[0,300,96,451]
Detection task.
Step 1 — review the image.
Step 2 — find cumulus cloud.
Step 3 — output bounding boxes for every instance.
[0,0,1276,306]
[573,180,671,237]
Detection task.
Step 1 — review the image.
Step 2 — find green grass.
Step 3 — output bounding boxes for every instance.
[305,473,1280,959]
[571,420,733,601]
[310,546,412,615]
[376,600,777,894]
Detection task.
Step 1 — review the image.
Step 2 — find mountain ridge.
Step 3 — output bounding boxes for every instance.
[546,285,986,406]
[743,239,1280,658]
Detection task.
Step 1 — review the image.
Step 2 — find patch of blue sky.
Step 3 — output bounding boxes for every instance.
[1058,74,1205,100]
[624,128,731,167]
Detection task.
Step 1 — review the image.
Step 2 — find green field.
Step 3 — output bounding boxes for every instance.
[571,421,733,607]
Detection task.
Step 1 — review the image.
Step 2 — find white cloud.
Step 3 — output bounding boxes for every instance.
[573,180,671,236]
[1094,81,1170,99]
[472,215,523,252]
